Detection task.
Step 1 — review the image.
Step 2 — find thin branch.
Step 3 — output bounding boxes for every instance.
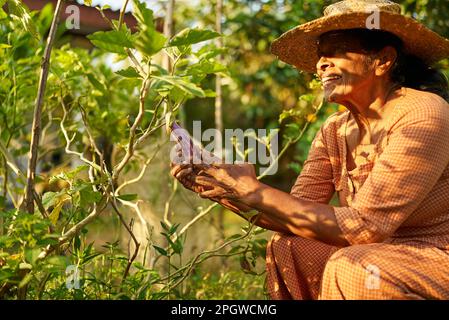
[159,217,260,288]
[38,196,110,260]
[115,145,161,194]
[112,72,151,182]
[23,0,65,214]
[174,203,217,242]
[59,92,102,173]
[98,5,146,77]
[110,201,140,284]
[257,99,324,181]
[163,181,178,227]
[0,136,23,177]
[134,100,182,149]
[118,0,131,30]
[78,104,102,161]
[116,198,150,237]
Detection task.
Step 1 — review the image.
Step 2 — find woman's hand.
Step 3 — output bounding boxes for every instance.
[170,144,260,209]
[170,162,254,213]
[170,163,204,194]
[193,163,260,204]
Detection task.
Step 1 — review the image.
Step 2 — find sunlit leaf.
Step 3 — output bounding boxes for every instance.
[153,75,205,98]
[153,245,167,256]
[132,0,167,57]
[8,0,40,41]
[116,67,141,78]
[169,28,220,47]
[87,30,134,55]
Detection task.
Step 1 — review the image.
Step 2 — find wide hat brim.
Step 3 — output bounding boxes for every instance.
[271,11,449,73]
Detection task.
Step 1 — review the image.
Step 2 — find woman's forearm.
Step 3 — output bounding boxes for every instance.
[219,198,293,233]
[241,181,349,247]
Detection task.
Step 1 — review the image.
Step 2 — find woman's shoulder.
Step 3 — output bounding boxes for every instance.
[392,87,449,127]
[398,87,449,112]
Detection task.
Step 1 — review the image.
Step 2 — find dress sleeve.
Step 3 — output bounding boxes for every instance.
[334,102,449,245]
[290,121,336,204]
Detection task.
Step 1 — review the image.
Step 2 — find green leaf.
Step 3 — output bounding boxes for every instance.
[132,0,166,57]
[203,89,217,98]
[152,75,205,98]
[47,256,69,269]
[48,201,64,225]
[171,238,183,254]
[185,60,227,76]
[79,188,102,207]
[25,248,41,265]
[132,0,154,26]
[84,0,92,6]
[160,221,170,232]
[169,28,220,47]
[0,195,5,208]
[42,191,58,209]
[81,252,102,265]
[153,245,167,256]
[87,73,106,93]
[0,9,7,20]
[135,28,166,57]
[65,165,89,180]
[87,30,134,55]
[19,262,32,270]
[8,0,40,41]
[168,223,180,236]
[18,273,33,288]
[115,67,141,78]
[117,194,138,201]
[196,46,227,60]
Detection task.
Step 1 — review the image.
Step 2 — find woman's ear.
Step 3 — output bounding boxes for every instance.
[375,46,397,76]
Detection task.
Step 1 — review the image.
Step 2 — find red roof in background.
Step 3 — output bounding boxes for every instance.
[22,0,139,34]
[19,0,164,48]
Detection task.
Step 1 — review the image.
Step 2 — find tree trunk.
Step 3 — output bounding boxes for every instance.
[22,0,65,214]
[215,0,226,242]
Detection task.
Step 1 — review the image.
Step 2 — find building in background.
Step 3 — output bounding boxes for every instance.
[21,0,163,48]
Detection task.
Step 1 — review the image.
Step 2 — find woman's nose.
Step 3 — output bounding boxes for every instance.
[316,56,333,73]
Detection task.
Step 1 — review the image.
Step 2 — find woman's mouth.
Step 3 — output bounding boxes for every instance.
[322,75,342,87]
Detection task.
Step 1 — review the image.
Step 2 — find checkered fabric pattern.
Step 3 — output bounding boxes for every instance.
[266,88,449,299]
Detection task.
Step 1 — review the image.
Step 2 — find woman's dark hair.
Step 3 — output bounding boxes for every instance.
[320,29,449,102]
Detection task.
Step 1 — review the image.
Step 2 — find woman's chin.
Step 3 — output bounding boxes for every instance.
[324,90,340,103]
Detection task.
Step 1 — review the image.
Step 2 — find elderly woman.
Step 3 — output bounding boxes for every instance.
[171,0,449,299]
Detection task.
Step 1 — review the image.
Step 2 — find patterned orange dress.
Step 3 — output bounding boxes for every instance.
[266,87,449,299]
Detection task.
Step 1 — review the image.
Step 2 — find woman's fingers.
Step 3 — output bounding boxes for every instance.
[194,163,219,176]
[194,175,219,188]
[176,167,193,181]
[199,187,226,199]
[170,163,190,178]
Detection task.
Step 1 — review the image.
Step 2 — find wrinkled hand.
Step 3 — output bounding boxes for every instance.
[192,162,260,203]
[170,162,253,213]
[170,144,259,210]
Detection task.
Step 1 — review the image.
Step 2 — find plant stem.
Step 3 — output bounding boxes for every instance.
[110,201,140,285]
[23,0,65,214]
[118,0,130,30]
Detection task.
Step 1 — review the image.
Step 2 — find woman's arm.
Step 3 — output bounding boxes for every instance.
[213,198,293,234]
[194,168,348,246]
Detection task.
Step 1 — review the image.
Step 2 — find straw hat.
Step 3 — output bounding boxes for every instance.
[271,0,449,73]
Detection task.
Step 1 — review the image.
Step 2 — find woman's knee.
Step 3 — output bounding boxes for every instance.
[320,245,389,299]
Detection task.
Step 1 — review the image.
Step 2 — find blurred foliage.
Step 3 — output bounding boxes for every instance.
[0,0,448,300]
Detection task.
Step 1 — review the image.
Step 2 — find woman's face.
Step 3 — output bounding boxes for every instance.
[316,32,377,104]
